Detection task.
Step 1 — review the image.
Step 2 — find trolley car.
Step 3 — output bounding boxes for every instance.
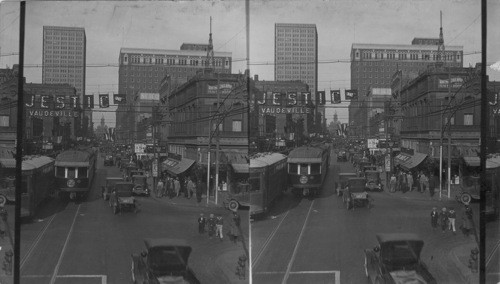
[249,152,288,216]
[287,144,330,196]
[0,156,54,218]
[54,148,97,200]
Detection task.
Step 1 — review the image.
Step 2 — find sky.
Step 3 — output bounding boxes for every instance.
[0,0,499,127]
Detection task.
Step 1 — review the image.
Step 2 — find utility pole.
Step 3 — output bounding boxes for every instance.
[215,73,221,205]
[206,109,211,206]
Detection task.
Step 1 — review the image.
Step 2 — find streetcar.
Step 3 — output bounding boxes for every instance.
[0,155,54,218]
[249,152,288,217]
[54,147,97,200]
[287,144,330,196]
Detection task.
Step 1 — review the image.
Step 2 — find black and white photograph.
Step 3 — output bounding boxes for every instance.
[0,0,499,283]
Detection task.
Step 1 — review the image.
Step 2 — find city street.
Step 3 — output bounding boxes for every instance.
[19,156,248,284]
[251,151,479,284]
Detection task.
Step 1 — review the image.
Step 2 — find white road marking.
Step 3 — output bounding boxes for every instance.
[21,214,57,269]
[49,204,82,284]
[282,200,315,284]
[486,239,500,267]
[252,210,291,268]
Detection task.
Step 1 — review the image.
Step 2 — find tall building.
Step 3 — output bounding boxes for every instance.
[348,38,463,137]
[275,23,319,130]
[116,45,232,142]
[42,26,87,136]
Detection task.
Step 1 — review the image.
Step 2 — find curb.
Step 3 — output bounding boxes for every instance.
[449,243,479,284]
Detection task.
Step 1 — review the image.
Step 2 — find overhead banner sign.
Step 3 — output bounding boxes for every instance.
[331,90,341,104]
[99,94,110,108]
[25,94,81,117]
[259,106,312,115]
[345,90,358,100]
[113,94,126,104]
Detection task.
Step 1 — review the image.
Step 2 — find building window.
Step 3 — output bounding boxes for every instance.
[232,120,242,132]
[464,114,473,125]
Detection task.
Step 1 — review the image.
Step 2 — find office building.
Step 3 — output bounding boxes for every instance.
[42,26,88,137]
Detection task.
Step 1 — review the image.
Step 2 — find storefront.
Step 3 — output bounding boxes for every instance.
[393,151,427,171]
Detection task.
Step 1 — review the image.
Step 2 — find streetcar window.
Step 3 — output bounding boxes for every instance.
[78,167,88,178]
[299,164,309,175]
[55,166,65,177]
[288,163,298,174]
[311,163,320,174]
[67,167,76,178]
[21,177,28,194]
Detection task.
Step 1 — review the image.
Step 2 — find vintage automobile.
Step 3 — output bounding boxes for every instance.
[108,182,137,214]
[124,164,139,181]
[101,177,124,201]
[131,238,200,284]
[104,155,114,166]
[337,150,348,162]
[342,177,371,209]
[132,175,150,196]
[365,170,383,192]
[362,165,378,174]
[364,233,436,284]
[336,172,358,197]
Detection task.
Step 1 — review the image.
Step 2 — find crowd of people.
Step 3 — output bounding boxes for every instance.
[155,176,205,203]
[197,211,241,243]
[389,168,439,197]
[430,205,475,237]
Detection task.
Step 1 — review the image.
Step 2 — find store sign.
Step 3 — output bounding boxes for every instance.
[25,95,80,117]
[207,83,234,95]
[438,77,464,89]
[134,143,146,153]
[259,106,311,115]
[367,139,379,149]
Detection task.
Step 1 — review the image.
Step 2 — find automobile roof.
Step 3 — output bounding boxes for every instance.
[145,238,191,249]
[376,233,422,243]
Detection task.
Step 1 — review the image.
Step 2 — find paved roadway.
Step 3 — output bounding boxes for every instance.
[19,155,248,284]
[251,150,478,284]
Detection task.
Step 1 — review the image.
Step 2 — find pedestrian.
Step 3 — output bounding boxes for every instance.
[187,178,195,199]
[407,172,414,192]
[197,213,206,234]
[461,206,473,236]
[215,214,224,241]
[440,207,448,233]
[430,207,439,230]
[420,172,428,193]
[229,211,241,244]
[448,207,457,234]
[196,182,203,204]
[174,178,181,197]
[156,179,164,198]
[389,174,397,193]
[207,214,216,238]
[401,171,408,193]
[428,173,436,198]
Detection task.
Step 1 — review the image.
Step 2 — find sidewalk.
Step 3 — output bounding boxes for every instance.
[0,205,14,284]
[379,170,479,283]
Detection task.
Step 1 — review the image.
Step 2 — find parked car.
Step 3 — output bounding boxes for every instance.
[101,177,123,201]
[365,170,383,192]
[131,238,200,284]
[131,175,150,196]
[342,177,371,210]
[108,182,137,214]
[104,155,114,166]
[364,233,436,284]
[336,172,358,197]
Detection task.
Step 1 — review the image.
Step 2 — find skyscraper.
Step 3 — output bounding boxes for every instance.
[42,26,87,136]
[275,23,319,131]
[274,23,318,95]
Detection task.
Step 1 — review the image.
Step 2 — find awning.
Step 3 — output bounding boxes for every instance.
[463,156,480,167]
[231,163,249,174]
[162,158,195,176]
[394,152,427,170]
